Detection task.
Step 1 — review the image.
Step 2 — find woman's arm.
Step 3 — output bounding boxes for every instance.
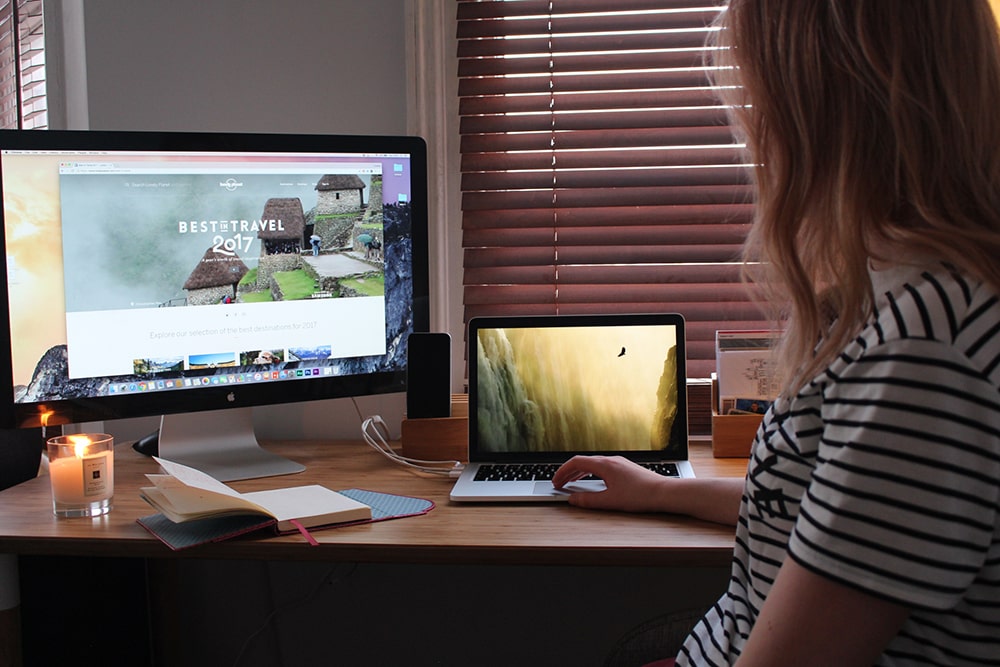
[551,455,744,525]
[736,558,910,666]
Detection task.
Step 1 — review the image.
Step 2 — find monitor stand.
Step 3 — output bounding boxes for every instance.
[156,407,305,482]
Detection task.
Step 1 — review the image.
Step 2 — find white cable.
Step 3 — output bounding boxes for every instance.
[361,415,464,477]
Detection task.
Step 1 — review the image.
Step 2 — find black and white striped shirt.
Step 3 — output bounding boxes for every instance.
[680,264,1000,666]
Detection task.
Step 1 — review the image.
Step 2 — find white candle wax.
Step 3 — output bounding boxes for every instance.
[49,450,112,502]
[48,438,114,504]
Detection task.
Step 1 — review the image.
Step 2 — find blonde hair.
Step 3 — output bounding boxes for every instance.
[713,0,1000,394]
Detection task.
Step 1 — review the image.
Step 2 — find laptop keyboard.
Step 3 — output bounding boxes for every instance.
[472,461,681,482]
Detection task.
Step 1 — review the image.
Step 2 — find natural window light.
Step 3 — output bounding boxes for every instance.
[456,0,765,380]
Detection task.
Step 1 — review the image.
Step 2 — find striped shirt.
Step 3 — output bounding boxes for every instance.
[679,264,1000,666]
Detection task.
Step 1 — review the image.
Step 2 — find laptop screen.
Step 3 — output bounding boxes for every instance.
[468,314,688,461]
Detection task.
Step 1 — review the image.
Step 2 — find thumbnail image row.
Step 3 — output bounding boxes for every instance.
[133,346,333,374]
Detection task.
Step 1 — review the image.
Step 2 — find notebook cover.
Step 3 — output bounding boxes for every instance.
[137,513,276,551]
[138,489,434,551]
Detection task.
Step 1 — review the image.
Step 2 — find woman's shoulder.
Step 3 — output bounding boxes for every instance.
[868,262,1000,347]
[816,263,1000,397]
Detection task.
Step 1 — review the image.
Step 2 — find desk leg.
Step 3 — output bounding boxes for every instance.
[0,554,21,667]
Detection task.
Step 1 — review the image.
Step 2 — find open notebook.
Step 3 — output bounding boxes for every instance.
[450,313,694,502]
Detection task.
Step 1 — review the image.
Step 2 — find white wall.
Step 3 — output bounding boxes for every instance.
[57,0,421,442]
[78,0,408,135]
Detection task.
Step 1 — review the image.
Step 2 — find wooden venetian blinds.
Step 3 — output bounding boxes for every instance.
[457,0,768,378]
[0,0,46,130]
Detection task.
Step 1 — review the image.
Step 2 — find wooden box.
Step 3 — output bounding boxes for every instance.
[400,395,469,462]
[711,413,762,457]
[710,377,761,458]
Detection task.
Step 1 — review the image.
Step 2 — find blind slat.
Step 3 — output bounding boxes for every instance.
[459,88,722,116]
[461,146,745,172]
[465,244,745,268]
[457,10,719,39]
[463,214,751,235]
[465,227,751,253]
[457,30,713,58]
[461,165,747,192]
[463,304,758,321]
[456,0,723,20]
[464,283,760,305]
[461,185,754,211]
[459,108,731,135]
[465,243,750,268]
[458,70,718,97]
[466,262,746,285]
[460,126,737,153]
[457,48,710,78]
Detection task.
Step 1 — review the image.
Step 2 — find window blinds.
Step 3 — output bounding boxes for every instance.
[0,0,46,130]
[15,0,46,129]
[457,0,768,378]
[0,0,18,128]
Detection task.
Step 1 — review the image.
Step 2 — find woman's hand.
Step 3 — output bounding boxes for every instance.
[552,455,682,512]
[552,455,745,525]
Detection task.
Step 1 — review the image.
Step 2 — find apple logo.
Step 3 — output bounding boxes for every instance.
[227,392,236,402]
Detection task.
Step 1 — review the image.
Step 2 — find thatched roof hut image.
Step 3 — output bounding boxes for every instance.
[258,197,306,255]
[183,247,250,305]
[315,174,366,215]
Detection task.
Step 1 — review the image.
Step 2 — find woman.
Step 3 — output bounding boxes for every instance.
[553,2,1000,664]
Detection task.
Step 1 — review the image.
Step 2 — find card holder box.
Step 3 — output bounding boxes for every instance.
[710,379,761,458]
[711,413,762,457]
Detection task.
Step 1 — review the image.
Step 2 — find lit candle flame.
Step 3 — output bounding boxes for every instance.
[39,410,55,438]
[67,434,92,457]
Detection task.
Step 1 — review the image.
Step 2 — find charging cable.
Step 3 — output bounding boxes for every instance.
[360,413,464,478]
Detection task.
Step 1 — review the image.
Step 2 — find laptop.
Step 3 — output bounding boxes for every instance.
[450,313,695,502]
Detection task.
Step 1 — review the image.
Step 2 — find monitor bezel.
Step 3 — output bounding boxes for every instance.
[0,129,430,430]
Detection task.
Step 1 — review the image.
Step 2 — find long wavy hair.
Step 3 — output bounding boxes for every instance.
[713,0,1000,394]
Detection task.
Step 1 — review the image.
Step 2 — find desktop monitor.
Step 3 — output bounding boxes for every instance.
[0,129,429,480]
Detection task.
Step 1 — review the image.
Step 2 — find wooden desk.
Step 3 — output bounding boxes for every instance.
[0,439,746,567]
[3,439,748,666]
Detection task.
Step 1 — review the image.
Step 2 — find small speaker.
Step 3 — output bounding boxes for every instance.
[406,332,452,418]
[0,427,44,491]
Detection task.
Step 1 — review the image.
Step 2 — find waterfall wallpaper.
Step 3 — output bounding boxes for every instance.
[474,324,685,457]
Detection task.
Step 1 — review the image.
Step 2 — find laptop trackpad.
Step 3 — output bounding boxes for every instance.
[533,480,606,496]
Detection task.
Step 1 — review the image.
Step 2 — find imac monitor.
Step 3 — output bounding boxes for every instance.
[0,130,429,480]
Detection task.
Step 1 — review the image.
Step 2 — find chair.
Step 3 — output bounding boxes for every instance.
[603,607,708,667]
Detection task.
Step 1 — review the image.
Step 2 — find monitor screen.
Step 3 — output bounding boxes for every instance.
[0,129,429,480]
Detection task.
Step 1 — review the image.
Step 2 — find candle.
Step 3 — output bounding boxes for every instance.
[46,433,115,518]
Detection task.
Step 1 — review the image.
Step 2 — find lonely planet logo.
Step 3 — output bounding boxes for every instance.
[220,178,244,191]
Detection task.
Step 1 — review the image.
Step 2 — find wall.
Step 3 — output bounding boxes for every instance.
[63,0,414,442]
[79,0,407,135]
